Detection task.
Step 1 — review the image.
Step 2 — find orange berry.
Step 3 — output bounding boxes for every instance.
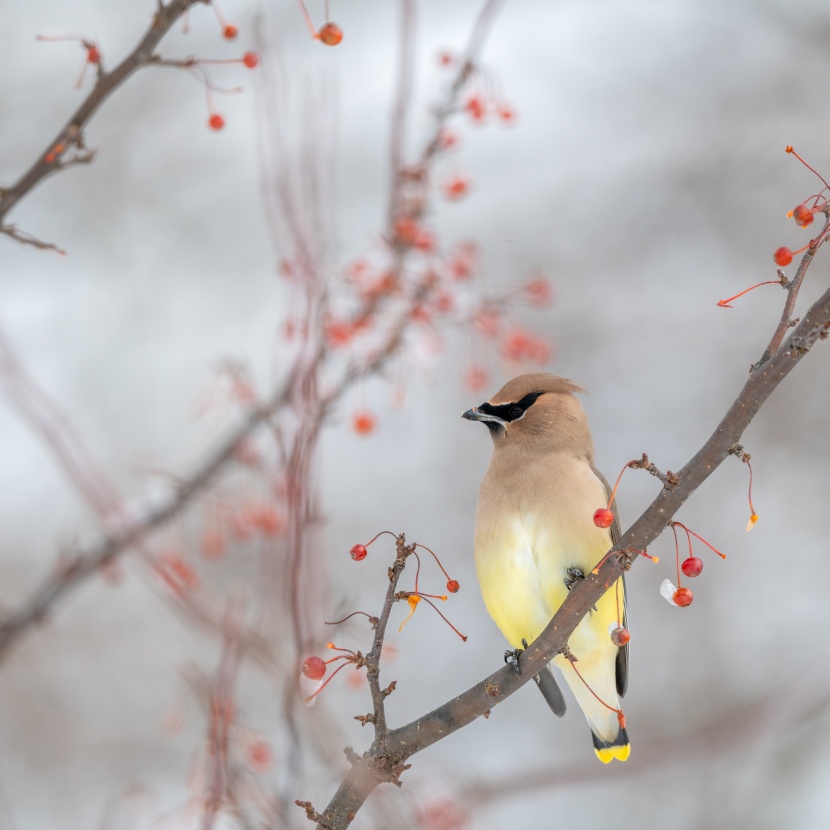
[208,113,225,131]
[524,277,553,305]
[243,51,259,69]
[593,508,614,529]
[610,626,630,647]
[446,579,460,593]
[497,104,516,123]
[438,130,459,150]
[257,506,285,536]
[394,215,420,246]
[302,656,326,680]
[793,204,814,227]
[352,411,376,435]
[350,544,368,561]
[318,22,343,46]
[681,556,703,577]
[465,95,486,122]
[773,246,793,266]
[443,176,470,201]
[223,24,238,40]
[246,739,272,772]
[673,587,694,607]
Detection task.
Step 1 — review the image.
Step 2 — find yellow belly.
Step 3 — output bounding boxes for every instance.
[473,452,624,741]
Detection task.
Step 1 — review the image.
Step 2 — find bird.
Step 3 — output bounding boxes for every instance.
[463,373,629,763]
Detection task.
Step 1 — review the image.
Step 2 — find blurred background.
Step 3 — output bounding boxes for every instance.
[2,0,830,828]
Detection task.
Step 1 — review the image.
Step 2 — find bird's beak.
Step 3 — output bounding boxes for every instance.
[462,406,505,426]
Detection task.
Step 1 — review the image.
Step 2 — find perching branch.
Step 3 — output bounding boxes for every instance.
[759,208,830,364]
[306,252,830,828]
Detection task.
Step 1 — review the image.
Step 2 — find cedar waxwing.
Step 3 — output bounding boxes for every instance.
[463,373,629,763]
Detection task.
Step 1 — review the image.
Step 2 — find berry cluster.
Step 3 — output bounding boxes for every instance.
[771,147,830,269]
[660,521,727,609]
[300,533,464,704]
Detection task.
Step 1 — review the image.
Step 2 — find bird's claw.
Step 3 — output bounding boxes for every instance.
[564,566,585,590]
[564,567,597,611]
[504,647,522,674]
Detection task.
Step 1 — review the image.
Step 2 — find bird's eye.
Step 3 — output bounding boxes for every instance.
[509,405,523,420]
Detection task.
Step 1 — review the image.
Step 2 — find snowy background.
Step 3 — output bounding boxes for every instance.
[2,0,830,828]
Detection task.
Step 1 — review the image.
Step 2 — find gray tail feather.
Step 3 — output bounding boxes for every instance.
[533,666,567,717]
[592,727,629,753]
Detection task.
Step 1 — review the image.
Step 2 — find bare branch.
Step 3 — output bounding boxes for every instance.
[312,274,830,828]
[0,0,208,245]
[0,372,297,661]
[757,209,830,366]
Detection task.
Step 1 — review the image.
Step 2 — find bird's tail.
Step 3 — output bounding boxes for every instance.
[591,727,630,764]
[533,665,567,717]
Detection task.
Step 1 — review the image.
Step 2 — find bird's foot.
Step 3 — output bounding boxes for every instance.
[504,648,522,674]
[564,566,585,590]
[564,567,597,611]
[504,638,532,674]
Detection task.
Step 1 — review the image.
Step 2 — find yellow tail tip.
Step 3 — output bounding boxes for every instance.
[594,743,631,763]
[592,727,630,763]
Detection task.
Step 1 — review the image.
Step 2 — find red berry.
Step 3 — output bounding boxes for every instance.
[208,113,225,131]
[443,176,470,201]
[593,507,614,529]
[610,626,630,647]
[446,579,460,593]
[302,656,326,680]
[773,246,793,266]
[793,204,814,227]
[681,556,703,577]
[318,22,343,46]
[243,51,259,69]
[350,544,367,561]
[352,411,376,435]
[223,24,238,40]
[86,46,101,64]
[465,95,486,122]
[673,587,694,607]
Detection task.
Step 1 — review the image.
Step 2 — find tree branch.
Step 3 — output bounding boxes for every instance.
[0,0,207,240]
[309,275,830,828]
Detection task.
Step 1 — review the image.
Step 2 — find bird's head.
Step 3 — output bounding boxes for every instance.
[463,373,594,456]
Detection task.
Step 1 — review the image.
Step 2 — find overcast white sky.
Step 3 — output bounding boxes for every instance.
[2,1,830,828]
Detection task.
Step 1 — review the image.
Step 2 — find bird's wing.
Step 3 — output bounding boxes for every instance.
[592,463,629,698]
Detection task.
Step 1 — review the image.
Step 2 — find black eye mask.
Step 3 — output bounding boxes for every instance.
[477,391,543,423]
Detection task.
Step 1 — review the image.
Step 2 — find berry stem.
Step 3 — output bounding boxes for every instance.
[295,0,318,38]
[786,146,830,190]
[565,651,623,719]
[670,521,727,559]
[716,280,783,308]
[325,610,375,626]
[414,542,452,580]
[303,660,352,703]
[411,594,467,641]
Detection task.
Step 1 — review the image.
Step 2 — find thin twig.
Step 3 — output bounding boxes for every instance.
[757,209,830,366]
[0,370,297,661]
[0,0,208,245]
[365,534,412,746]
[387,0,416,228]
[627,453,679,490]
[201,600,246,830]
